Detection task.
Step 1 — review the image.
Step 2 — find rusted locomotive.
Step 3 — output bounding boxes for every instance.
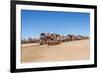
[39,33,89,46]
[40,33,61,46]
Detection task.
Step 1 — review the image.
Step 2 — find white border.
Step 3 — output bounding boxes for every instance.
[16,4,94,69]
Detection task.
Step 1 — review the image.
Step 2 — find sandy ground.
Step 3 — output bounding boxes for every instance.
[21,39,90,63]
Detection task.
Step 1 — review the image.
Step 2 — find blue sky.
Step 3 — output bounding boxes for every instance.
[21,10,90,39]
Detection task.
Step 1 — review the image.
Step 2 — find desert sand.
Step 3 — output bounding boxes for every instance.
[21,39,90,63]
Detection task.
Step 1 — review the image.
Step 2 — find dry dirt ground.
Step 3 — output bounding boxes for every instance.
[21,39,90,63]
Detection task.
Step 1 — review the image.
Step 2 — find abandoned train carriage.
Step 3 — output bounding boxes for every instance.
[39,33,89,46]
[40,33,61,45]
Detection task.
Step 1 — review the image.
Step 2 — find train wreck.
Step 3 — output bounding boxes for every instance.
[22,33,89,46]
[39,33,89,46]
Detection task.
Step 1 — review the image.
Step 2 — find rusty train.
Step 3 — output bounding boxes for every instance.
[21,33,89,46]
